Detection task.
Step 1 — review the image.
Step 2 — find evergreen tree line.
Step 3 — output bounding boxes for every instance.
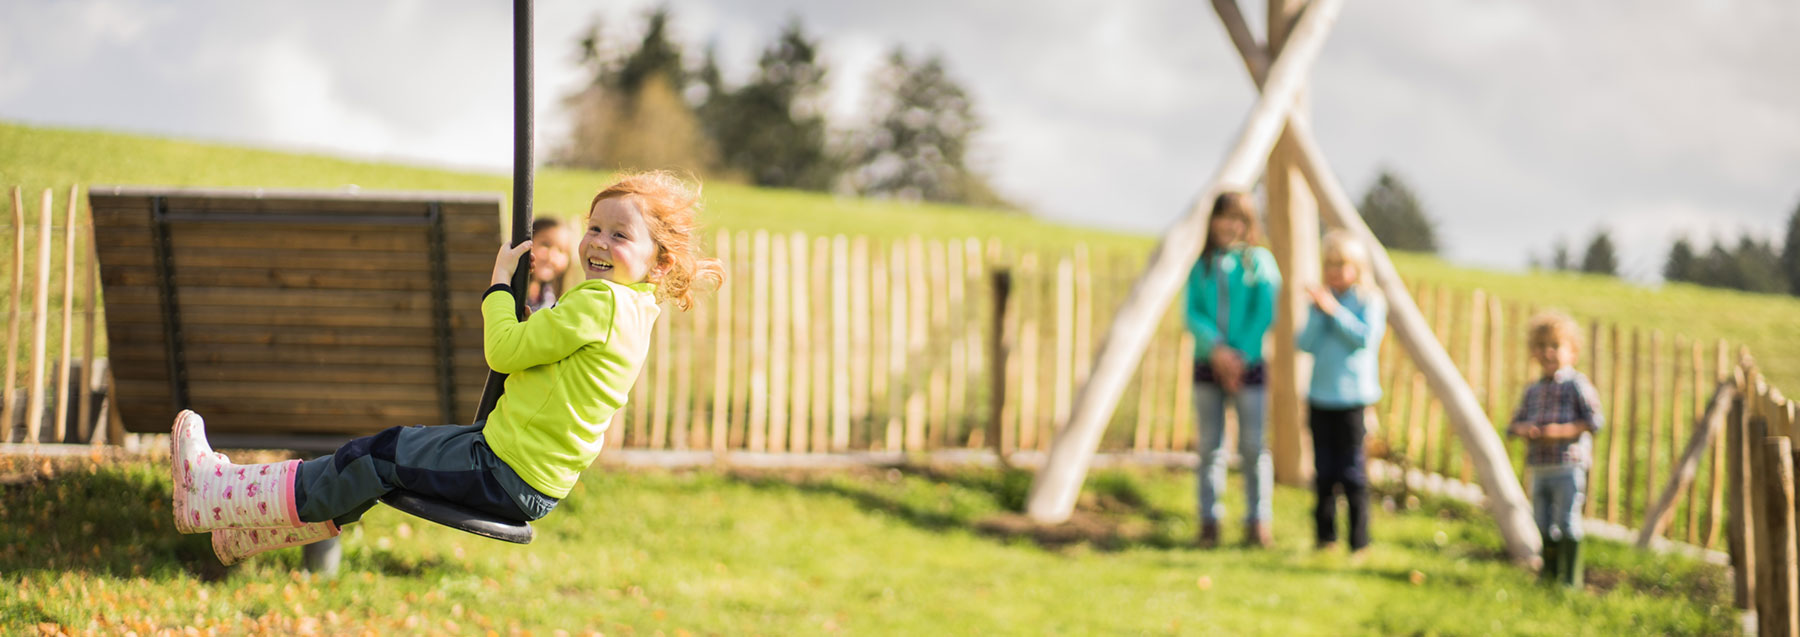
[558,9,1009,208]
[1533,200,1800,296]
[1345,168,1800,299]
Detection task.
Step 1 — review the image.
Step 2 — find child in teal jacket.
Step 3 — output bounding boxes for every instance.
[1185,191,1281,548]
[169,172,724,565]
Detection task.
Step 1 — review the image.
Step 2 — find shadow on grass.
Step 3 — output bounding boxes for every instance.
[0,458,227,582]
[723,464,1198,552]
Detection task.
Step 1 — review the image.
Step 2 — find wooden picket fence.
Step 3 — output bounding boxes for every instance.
[605,229,1194,457]
[2,187,116,445]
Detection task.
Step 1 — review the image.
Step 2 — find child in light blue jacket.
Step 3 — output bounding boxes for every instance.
[1297,230,1386,553]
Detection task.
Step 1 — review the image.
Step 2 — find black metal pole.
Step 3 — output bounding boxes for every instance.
[475,0,533,422]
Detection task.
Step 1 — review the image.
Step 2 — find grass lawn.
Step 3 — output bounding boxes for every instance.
[1,452,1736,635]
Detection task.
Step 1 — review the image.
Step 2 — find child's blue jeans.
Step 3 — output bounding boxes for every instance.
[292,421,558,527]
[1195,381,1272,524]
[1529,464,1586,541]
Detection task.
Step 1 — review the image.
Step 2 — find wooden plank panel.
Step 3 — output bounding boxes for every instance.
[101,286,484,312]
[104,304,471,330]
[96,225,498,253]
[97,246,491,272]
[101,265,490,292]
[118,398,444,432]
[118,379,450,403]
[91,207,496,235]
[106,322,482,348]
[110,342,483,367]
[115,361,486,385]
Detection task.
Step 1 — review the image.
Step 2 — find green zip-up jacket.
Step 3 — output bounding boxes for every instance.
[1183,245,1281,365]
[480,278,660,498]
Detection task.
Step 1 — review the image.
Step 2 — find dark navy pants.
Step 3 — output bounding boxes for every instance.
[1309,404,1370,549]
[292,421,558,527]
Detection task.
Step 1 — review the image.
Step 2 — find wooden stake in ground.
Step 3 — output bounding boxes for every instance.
[54,186,77,442]
[25,189,54,443]
[2,187,25,440]
[1763,435,1797,637]
[1027,0,1343,523]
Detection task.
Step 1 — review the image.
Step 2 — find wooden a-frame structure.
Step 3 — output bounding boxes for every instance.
[1023,0,1541,565]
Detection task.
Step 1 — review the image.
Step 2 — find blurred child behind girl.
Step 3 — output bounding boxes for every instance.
[525,216,574,314]
[1507,311,1604,587]
[1296,230,1386,554]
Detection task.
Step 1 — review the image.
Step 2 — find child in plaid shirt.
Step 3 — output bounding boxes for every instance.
[1506,311,1604,588]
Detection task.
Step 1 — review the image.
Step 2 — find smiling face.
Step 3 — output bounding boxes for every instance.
[581,196,659,286]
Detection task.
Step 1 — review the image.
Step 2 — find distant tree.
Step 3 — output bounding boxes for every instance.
[1728,236,1787,294]
[1664,237,1696,283]
[845,47,1009,207]
[1550,238,1572,271]
[1579,229,1618,276]
[1783,198,1800,296]
[557,8,714,172]
[1356,169,1438,254]
[1683,233,1788,294]
[700,18,837,190]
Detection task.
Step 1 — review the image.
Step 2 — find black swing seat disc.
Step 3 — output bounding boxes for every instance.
[379,491,535,544]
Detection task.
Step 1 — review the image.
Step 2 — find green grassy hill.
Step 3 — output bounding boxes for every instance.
[4,120,1796,391]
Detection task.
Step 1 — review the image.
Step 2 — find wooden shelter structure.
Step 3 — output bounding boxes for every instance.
[89,186,501,445]
[1022,0,1543,564]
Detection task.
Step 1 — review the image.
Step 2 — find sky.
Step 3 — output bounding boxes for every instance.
[3,0,1797,281]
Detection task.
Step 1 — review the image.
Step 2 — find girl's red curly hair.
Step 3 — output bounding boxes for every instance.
[590,171,725,311]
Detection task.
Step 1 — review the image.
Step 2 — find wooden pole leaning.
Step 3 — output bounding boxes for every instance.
[1023,0,1344,523]
[1637,379,1739,547]
[1210,0,1538,563]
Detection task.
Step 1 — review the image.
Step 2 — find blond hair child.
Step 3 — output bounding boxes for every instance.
[1506,310,1604,587]
[1297,230,1386,553]
[169,171,724,564]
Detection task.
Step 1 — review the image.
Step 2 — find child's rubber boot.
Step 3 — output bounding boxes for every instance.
[211,522,340,565]
[1559,538,1584,589]
[171,410,303,533]
[1538,533,1560,584]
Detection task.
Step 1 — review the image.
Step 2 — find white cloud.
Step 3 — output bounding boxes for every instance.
[2,0,1796,283]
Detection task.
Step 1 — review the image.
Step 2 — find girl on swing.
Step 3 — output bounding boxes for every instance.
[169,171,724,564]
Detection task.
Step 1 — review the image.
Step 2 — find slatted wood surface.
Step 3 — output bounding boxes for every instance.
[89,186,502,435]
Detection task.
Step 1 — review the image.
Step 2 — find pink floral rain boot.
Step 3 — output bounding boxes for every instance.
[171,410,304,533]
[211,522,340,565]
